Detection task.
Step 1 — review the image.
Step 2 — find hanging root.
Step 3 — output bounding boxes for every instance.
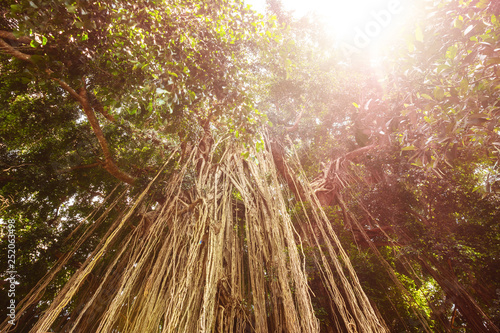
[5,136,389,333]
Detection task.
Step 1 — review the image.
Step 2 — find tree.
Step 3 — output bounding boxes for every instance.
[0,0,499,332]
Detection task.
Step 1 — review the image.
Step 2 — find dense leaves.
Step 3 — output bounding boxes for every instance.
[1,0,499,332]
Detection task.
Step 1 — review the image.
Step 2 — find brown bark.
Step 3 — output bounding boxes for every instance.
[178,198,202,215]
[419,256,500,333]
[269,139,306,201]
[0,37,33,62]
[0,33,136,185]
[46,80,136,184]
[2,163,33,172]
[75,85,135,184]
[57,162,102,174]
[0,30,32,44]
[268,137,376,206]
[313,144,376,206]
[285,110,304,133]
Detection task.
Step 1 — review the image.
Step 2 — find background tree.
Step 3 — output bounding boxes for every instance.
[0,0,499,332]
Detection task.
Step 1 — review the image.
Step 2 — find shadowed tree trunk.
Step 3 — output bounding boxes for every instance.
[419,256,500,333]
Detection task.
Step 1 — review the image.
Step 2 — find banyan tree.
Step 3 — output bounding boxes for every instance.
[1,0,499,332]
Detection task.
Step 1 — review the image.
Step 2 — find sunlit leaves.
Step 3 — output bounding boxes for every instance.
[402,145,417,151]
[389,0,500,175]
[460,78,469,93]
[445,44,458,59]
[415,24,424,42]
[433,86,444,101]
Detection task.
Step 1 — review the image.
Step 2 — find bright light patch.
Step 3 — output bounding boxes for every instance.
[245,0,416,60]
[284,0,393,39]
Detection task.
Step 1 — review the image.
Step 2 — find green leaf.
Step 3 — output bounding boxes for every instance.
[10,4,22,13]
[421,93,433,100]
[464,25,475,36]
[460,78,469,93]
[12,31,24,38]
[352,102,359,108]
[453,17,463,29]
[434,86,444,101]
[66,4,77,13]
[255,140,264,152]
[446,45,458,59]
[476,1,487,9]
[402,145,417,151]
[30,40,38,48]
[436,64,449,74]
[415,24,423,42]
[411,157,422,167]
[407,41,415,53]
[30,55,45,65]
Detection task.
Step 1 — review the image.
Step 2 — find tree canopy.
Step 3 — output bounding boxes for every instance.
[0,0,499,332]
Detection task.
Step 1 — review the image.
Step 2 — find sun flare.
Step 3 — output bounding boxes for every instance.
[246,0,417,61]
[288,0,398,39]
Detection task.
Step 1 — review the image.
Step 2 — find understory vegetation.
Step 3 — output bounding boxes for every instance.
[1,0,499,332]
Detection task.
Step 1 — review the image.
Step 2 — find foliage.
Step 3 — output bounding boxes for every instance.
[0,0,499,332]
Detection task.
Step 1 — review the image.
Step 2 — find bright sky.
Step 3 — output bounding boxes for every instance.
[245,0,416,59]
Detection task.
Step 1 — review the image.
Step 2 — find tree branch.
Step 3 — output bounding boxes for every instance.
[57,162,103,174]
[310,144,377,206]
[49,76,135,184]
[0,35,136,184]
[343,144,376,161]
[0,37,32,63]
[178,198,202,215]
[76,84,136,184]
[269,139,306,201]
[50,77,84,102]
[2,163,33,172]
[285,109,304,133]
[0,30,32,44]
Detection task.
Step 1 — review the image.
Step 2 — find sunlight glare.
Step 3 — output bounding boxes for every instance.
[245,0,415,62]
[285,0,394,40]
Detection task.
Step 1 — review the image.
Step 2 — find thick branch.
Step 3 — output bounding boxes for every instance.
[51,77,84,102]
[0,30,32,44]
[48,75,136,184]
[1,31,134,184]
[419,256,500,333]
[269,141,377,207]
[2,163,33,172]
[77,85,136,184]
[313,144,377,206]
[57,162,102,174]
[343,144,376,161]
[268,138,375,206]
[285,110,304,133]
[0,37,32,62]
[269,140,306,201]
[178,198,202,215]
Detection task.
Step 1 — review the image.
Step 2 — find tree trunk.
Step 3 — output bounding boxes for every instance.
[419,256,500,333]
